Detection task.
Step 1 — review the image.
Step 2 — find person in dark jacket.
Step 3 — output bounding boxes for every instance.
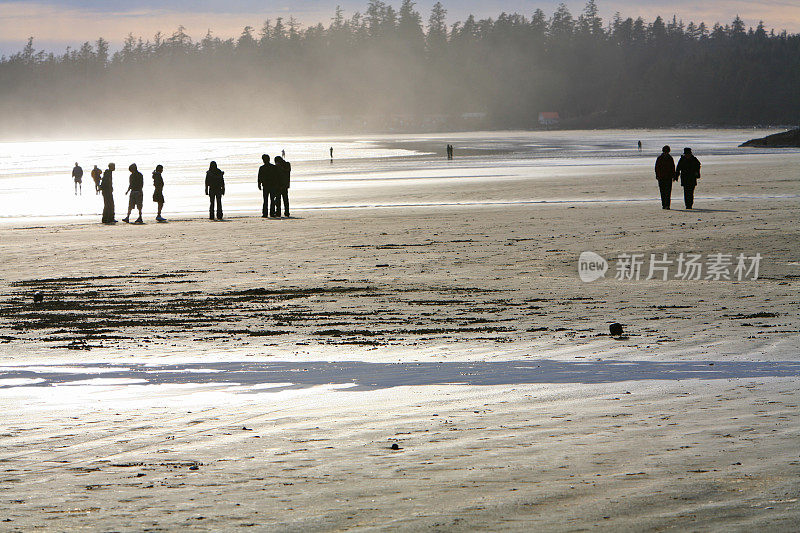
[654,145,677,209]
[205,161,225,220]
[72,162,83,195]
[123,163,144,224]
[152,164,165,222]
[100,163,116,224]
[257,154,276,218]
[274,156,291,218]
[90,165,102,194]
[675,147,701,209]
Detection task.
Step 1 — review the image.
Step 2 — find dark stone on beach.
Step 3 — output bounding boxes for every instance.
[390,443,401,450]
[376,264,390,268]
[740,128,800,148]
[33,292,44,303]
[609,323,624,336]
[189,465,199,470]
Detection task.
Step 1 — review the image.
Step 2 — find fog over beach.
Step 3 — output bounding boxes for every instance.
[1,1,800,531]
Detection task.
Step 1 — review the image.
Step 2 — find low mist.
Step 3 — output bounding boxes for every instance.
[1,1,799,140]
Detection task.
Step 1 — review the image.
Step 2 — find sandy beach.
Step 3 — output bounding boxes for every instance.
[1,133,799,530]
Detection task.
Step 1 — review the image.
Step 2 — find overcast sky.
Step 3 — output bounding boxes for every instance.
[2,0,798,54]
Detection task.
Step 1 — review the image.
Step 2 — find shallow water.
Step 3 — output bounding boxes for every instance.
[0,129,794,223]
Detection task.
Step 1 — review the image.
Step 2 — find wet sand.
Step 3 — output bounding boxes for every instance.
[0,151,799,530]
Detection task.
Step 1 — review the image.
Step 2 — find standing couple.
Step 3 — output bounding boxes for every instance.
[257,154,292,218]
[654,146,701,209]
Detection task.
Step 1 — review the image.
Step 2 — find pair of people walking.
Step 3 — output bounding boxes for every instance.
[257,155,291,218]
[654,146,701,209]
[99,162,166,224]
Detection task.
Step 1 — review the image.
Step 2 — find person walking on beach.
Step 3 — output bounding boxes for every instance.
[274,155,291,218]
[654,145,676,209]
[638,140,642,152]
[123,163,144,224]
[257,154,277,218]
[72,162,83,195]
[90,165,102,194]
[205,161,225,220]
[675,147,701,209]
[100,163,116,224]
[152,164,166,222]
[330,146,334,161]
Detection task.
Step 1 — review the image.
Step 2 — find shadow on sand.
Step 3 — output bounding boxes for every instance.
[2,360,799,392]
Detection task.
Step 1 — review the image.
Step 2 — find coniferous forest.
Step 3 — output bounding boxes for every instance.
[1,1,799,138]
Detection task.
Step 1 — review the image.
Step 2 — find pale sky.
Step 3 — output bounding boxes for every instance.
[1,0,798,54]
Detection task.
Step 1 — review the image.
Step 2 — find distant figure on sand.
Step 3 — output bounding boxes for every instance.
[152,164,166,222]
[100,163,116,224]
[675,148,701,209]
[91,165,102,194]
[638,140,642,152]
[274,156,291,217]
[282,149,286,158]
[72,162,83,195]
[205,161,225,220]
[257,154,277,218]
[654,145,676,209]
[446,144,454,159]
[330,146,334,161]
[123,163,144,224]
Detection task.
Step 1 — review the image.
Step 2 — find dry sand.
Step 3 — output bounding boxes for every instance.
[0,152,798,531]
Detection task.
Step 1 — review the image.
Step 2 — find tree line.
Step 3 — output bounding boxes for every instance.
[1,1,798,138]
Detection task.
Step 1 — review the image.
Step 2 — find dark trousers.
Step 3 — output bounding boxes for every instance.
[683,186,695,209]
[262,188,270,217]
[277,189,289,216]
[101,191,115,223]
[657,179,673,208]
[269,189,283,217]
[209,192,223,219]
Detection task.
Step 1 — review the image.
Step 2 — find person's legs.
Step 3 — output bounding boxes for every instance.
[209,194,215,219]
[270,190,279,217]
[658,179,672,209]
[215,193,223,219]
[281,189,289,217]
[102,191,115,223]
[135,198,143,222]
[157,201,163,219]
[262,189,270,217]
[684,186,694,209]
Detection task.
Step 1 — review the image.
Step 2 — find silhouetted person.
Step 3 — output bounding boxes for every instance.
[152,164,165,222]
[90,165,102,194]
[675,147,701,209]
[123,163,144,224]
[654,145,676,209]
[72,162,83,195]
[205,161,225,220]
[274,156,291,217]
[281,149,286,158]
[330,146,333,161]
[257,154,277,218]
[100,163,116,224]
[638,140,642,152]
